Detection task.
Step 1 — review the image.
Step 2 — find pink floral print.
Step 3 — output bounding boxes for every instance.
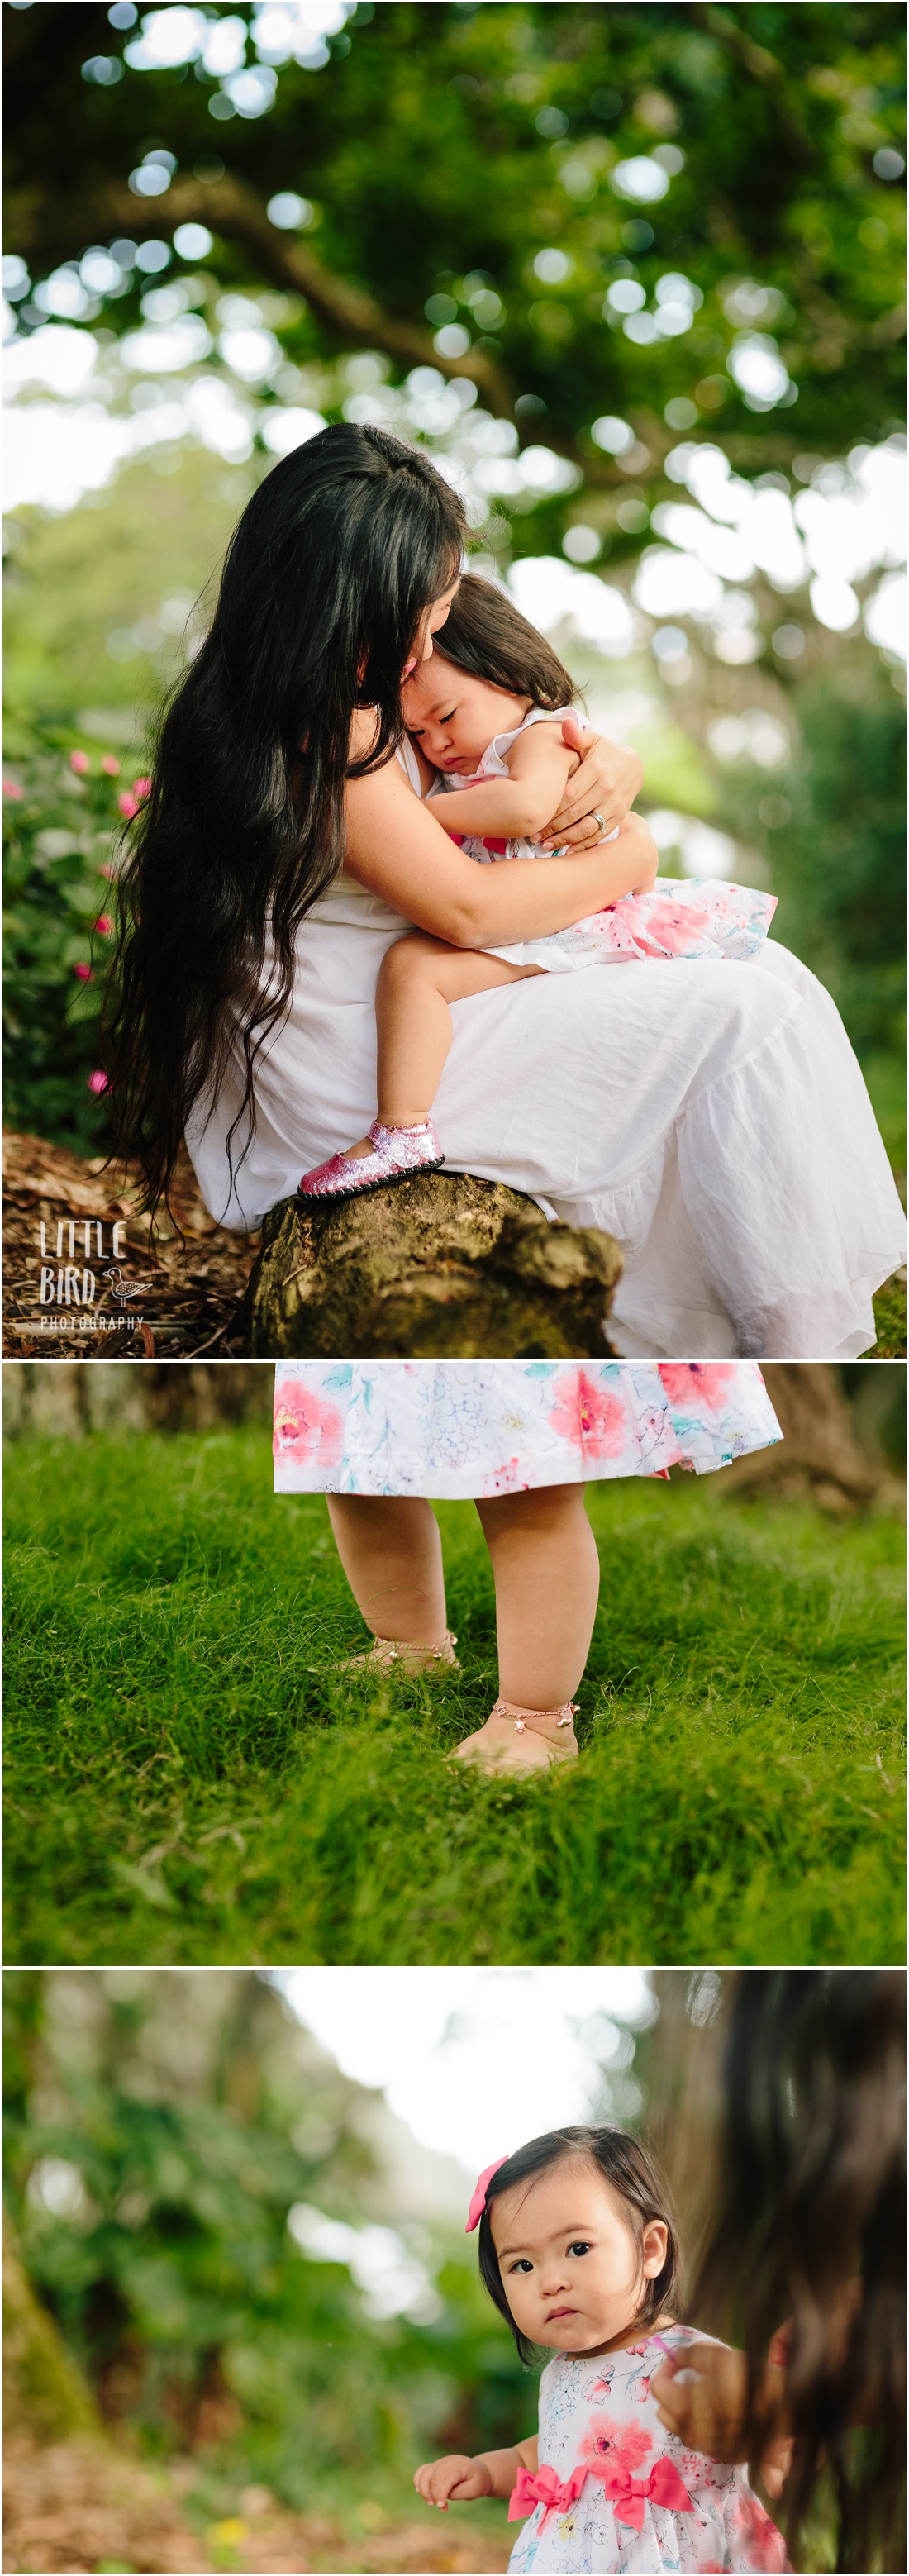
[657,1363,739,1412]
[549,1370,629,1460]
[273,1382,344,1469]
[273,1363,783,1500]
[578,2417,653,2480]
[507,2330,789,2574]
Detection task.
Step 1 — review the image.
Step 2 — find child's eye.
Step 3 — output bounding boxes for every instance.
[509,2258,534,2274]
[568,2241,592,2258]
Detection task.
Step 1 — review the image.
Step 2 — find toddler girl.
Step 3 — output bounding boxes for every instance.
[415,2126,789,2571]
[299,577,776,1204]
[273,1359,783,1774]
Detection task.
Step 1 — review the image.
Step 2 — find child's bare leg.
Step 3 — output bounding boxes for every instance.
[344,934,540,1157]
[452,1485,601,1774]
[326,1494,456,1669]
[477,1486,600,1707]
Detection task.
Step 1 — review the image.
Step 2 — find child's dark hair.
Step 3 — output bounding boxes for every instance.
[431,572,578,711]
[478,2126,683,2365]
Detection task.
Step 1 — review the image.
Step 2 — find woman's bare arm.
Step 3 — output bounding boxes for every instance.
[345,757,651,944]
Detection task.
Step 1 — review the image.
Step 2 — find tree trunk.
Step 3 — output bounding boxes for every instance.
[721,1364,884,1508]
[3,2213,100,2447]
[243,1172,623,1358]
[636,1973,731,2297]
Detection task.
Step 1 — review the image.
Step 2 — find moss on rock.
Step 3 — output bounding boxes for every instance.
[244,1171,622,1357]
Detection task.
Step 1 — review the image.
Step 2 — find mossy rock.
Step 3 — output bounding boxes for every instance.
[244,1169,623,1357]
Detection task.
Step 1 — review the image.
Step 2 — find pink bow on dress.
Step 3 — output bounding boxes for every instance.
[464,2155,509,2232]
[599,2455,693,2530]
[508,2465,589,2527]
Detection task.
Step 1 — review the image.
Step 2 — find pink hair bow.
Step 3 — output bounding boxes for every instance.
[600,2455,692,2531]
[464,2155,509,2232]
[508,2465,588,2527]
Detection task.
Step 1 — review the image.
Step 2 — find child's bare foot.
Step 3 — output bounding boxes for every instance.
[450,1701,578,1775]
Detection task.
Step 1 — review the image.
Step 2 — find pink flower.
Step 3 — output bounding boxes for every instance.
[133,775,152,799]
[69,749,90,774]
[100,862,117,880]
[88,1070,110,1095]
[118,793,139,820]
[273,1383,345,1468]
[101,755,120,776]
[93,915,112,936]
[484,1455,523,1493]
[2,778,23,799]
[578,2416,652,2482]
[74,963,93,982]
[550,1368,628,1460]
[658,1363,738,1413]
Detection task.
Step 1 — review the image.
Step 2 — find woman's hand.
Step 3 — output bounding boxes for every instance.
[651,2340,789,2479]
[537,717,644,846]
[413,2453,493,2512]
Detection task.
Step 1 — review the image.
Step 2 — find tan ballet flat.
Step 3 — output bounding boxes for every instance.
[450,1698,579,1776]
[335,1628,459,1678]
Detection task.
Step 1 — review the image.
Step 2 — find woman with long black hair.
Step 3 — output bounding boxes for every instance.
[652,1970,905,2572]
[107,423,903,1358]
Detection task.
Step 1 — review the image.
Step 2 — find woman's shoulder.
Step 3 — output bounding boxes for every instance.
[347,705,384,764]
[345,711,420,799]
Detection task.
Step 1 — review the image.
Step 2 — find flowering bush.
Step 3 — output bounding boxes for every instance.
[3,719,150,1150]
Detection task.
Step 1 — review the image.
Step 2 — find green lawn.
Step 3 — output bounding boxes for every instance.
[4,1426,904,1968]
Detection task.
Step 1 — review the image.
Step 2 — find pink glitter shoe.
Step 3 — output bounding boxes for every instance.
[297,1117,445,1203]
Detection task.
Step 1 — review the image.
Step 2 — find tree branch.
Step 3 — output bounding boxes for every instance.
[690,4,816,165]
[10,171,517,417]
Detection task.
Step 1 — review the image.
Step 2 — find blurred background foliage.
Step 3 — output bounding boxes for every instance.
[2,2,905,1177]
[2,1969,569,2545]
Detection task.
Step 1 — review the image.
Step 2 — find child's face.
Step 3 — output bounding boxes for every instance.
[489,2159,669,2357]
[401,650,528,771]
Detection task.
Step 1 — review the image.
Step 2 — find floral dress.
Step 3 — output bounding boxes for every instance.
[507,2331,788,2575]
[273,1360,781,1499]
[430,708,778,974]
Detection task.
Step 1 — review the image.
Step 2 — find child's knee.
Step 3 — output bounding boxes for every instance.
[377,933,435,995]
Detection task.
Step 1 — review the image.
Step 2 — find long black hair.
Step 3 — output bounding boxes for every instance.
[478,2126,683,2365]
[431,572,577,709]
[690,1970,905,2571]
[104,424,465,1214]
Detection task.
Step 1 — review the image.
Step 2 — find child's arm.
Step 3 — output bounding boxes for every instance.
[414,2436,538,2513]
[435,723,578,841]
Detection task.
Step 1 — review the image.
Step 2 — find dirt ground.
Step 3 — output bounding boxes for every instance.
[2,2438,512,2575]
[2,1132,259,1359]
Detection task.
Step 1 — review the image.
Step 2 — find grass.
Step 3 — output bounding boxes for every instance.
[4,1426,904,1968]
[866,1271,907,1359]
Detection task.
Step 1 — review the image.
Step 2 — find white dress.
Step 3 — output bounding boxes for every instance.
[185,744,905,1359]
[272,1359,782,1498]
[506,2331,788,2575]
